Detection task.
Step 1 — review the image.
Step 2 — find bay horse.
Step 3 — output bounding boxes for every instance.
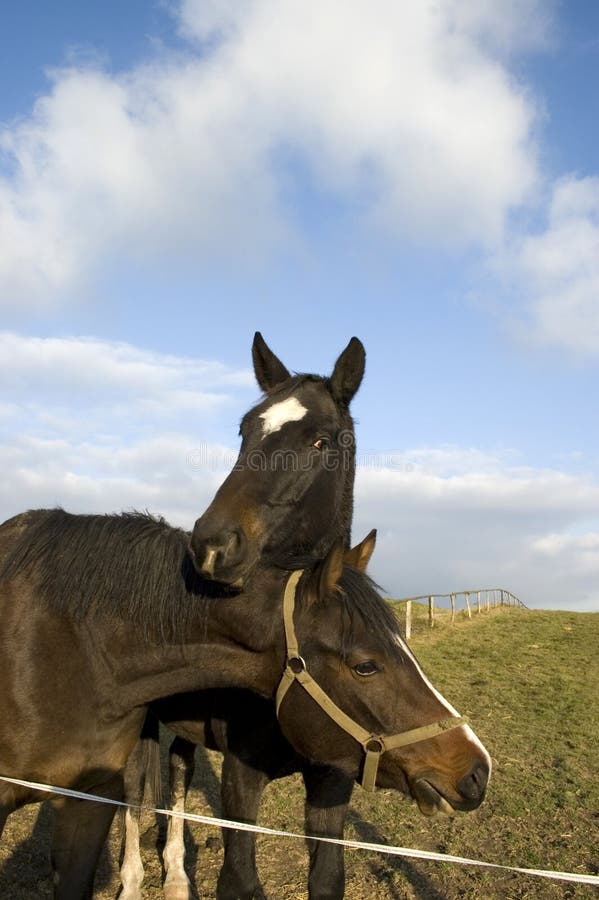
[0,510,490,898]
[145,330,368,897]
[120,331,368,899]
[189,331,366,585]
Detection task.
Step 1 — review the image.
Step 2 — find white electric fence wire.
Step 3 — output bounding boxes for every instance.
[1,775,597,887]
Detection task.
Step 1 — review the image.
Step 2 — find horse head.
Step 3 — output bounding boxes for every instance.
[189,332,365,586]
[276,533,491,816]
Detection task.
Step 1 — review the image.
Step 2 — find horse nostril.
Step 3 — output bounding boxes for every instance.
[189,527,247,577]
[221,528,246,566]
[458,760,489,802]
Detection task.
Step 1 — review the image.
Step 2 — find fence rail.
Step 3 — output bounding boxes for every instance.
[392,588,526,640]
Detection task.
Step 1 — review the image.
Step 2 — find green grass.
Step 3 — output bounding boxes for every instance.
[342,606,599,898]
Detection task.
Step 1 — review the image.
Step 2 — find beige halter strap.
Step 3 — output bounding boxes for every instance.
[275,569,467,792]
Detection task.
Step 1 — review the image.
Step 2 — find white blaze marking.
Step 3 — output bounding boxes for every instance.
[395,633,493,769]
[259,397,308,438]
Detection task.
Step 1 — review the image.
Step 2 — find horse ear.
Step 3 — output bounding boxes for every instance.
[329,337,365,406]
[344,529,377,572]
[318,540,345,597]
[252,332,291,392]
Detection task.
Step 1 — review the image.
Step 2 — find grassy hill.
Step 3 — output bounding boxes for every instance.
[1,606,597,898]
[345,605,599,898]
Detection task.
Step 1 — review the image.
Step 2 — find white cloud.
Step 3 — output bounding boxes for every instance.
[3,331,597,612]
[0,331,253,418]
[0,431,225,528]
[2,405,599,612]
[444,0,553,54]
[501,175,599,353]
[353,458,599,611]
[0,0,542,305]
[532,531,599,570]
[0,331,254,523]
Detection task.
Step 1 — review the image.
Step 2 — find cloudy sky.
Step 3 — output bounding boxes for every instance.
[1,0,598,610]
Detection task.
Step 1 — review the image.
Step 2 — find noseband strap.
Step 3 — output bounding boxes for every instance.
[276,569,467,792]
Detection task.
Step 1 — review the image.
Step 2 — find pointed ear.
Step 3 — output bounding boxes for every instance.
[317,540,345,598]
[343,529,377,572]
[252,332,291,393]
[329,337,365,406]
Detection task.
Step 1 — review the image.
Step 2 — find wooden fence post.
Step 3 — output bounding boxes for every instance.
[405,600,412,641]
[476,590,481,614]
[428,595,435,628]
[486,590,490,612]
[450,593,456,624]
[465,591,472,619]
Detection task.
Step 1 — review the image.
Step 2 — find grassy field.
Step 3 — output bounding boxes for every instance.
[1,605,598,898]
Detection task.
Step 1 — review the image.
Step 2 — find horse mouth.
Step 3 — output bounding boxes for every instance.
[411,778,456,817]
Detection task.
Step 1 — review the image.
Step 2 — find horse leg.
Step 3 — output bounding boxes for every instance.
[119,712,162,899]
[119,805,146,900]
[163,736,196,900]
[216,753,269,900]
[50,773,123,900]
[302,765,353,900]
[0,805,10,839]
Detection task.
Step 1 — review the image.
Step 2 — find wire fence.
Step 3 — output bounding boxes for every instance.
[390,588,526,640]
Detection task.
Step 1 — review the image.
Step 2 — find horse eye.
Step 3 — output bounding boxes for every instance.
[353,660,381,677]
[312,438,329,450]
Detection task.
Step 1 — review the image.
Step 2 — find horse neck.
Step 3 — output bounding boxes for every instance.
[103,568,286,709]
[324,439,355,552]
[338,446,355,548]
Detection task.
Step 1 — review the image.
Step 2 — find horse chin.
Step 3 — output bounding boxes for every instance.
[410,778,457,818]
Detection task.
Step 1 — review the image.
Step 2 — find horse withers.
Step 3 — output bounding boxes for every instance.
[0,511,490,898]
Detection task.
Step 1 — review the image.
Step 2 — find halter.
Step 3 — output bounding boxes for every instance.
[275,569,467,792]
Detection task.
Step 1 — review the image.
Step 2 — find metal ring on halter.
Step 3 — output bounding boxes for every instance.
[288,656,306,674]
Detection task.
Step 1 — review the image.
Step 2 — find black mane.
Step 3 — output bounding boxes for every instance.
[0,509,399,660]
[0,509,226,642]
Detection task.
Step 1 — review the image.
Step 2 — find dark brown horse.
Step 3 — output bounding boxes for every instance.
[189,331,366,584]
[0,510,490,898]
[121,331,367,899]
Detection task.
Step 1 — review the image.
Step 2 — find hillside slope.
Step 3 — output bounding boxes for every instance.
[346,605,599,898]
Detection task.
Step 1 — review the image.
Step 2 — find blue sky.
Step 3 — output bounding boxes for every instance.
[1,1,599,610]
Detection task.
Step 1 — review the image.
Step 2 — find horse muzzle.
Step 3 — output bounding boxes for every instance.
[189,525,252,586]
[409,759,490,816]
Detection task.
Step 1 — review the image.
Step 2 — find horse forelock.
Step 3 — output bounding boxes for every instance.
[295,565,405,664]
